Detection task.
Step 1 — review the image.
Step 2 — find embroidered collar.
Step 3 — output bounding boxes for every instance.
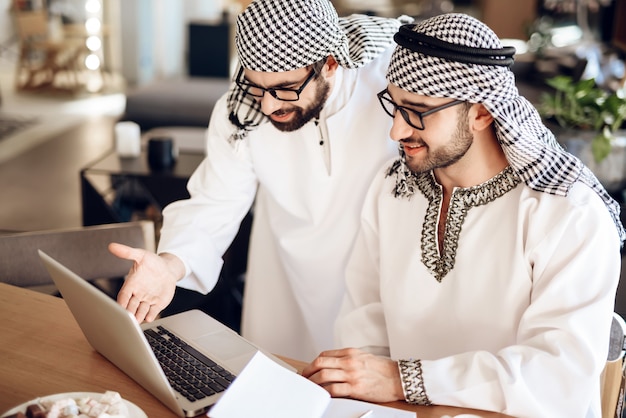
[399,166,520,282]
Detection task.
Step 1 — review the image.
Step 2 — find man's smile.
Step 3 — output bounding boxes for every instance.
[401,140,425,157]
[269,109,295,123]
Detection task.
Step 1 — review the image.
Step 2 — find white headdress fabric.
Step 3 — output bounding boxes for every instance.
[386,13,625,242]
[226,0,409,141]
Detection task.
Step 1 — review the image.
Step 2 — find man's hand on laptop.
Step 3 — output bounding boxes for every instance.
[108,243,184,323]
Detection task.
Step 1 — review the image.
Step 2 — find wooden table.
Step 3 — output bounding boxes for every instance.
[0,283,513,417]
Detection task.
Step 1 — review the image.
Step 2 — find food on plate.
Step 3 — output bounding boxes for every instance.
[4,391,130,418]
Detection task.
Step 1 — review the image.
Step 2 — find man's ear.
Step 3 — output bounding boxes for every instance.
[324,56,339,77]
[470,103,494,132]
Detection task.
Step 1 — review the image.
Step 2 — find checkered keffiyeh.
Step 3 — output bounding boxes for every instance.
[226,0,409,141]
[386,13,625,243]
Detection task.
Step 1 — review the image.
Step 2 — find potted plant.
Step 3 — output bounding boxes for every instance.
[538,75,626,189]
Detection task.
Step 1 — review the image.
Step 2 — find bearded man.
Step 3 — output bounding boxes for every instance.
[303,13,625,417]
[109,0,408,361]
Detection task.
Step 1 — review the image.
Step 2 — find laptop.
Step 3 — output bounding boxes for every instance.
[38,250,295,417]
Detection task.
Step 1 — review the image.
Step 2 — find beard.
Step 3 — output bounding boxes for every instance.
[404,111,474,174]
[268,77,331,132]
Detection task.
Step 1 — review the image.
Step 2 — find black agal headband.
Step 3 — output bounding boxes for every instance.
[393,24,516,67]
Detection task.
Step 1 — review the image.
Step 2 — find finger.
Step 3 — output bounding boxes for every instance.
[107,242,131,257]
[307,368,348,386]
[318,348,355,358]
[145,304,162,323]
[135,301,151,323]
[302,353,344,377]
[134,311,147,323]
[320,382,353,398]
[301,358,327,378]
[117,289,131,307]
[108,242,145,263]
[126,296,141,315]
[117,283,134,307]
[301,365,318,378]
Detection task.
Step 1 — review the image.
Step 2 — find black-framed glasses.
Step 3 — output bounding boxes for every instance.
[235,66,316,102]
[377,89,465,130]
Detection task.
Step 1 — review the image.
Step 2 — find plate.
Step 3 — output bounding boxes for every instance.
[1,392,148,418]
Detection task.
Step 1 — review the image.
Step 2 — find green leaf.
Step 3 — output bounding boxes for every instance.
[539,75,626,137]
[591,130,612,163]
[545,75,572,92]
[605,94,626,131]
[573,78,597,97]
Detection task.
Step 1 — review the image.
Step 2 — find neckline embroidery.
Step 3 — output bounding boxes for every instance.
[388,163,520,282]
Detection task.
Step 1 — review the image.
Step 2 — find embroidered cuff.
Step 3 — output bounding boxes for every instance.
[398,358,431,405]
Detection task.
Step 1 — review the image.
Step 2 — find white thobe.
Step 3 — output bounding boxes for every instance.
[157,48,397,361]
[336,164,622,417]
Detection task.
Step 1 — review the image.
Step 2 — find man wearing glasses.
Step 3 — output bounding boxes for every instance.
[303,14,624,416]
[109,0,407,361]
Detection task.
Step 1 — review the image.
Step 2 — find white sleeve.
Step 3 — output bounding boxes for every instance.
[157,93,258,294]
[335,166,390,354]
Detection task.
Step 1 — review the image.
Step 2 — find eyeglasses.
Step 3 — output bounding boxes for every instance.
[235,67,316,102]
[377,89,465,130]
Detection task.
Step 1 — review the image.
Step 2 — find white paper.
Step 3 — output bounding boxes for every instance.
[207,351,416,418]
[322,398,416,418]
[208,351,329,418]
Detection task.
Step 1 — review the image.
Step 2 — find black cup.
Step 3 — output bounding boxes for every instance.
[147,137,177,170]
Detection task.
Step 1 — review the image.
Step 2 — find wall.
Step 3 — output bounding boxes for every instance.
[119,0,236,86]
[119,0,155,86]
[479,0,537,40]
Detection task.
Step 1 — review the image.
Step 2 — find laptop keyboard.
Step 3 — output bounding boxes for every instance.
[144,326,236,403]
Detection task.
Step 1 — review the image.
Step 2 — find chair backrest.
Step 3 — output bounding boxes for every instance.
[601,312,626,418]
[0,221,155,289]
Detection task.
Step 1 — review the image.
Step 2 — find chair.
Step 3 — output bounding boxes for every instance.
[0,221,155,297]
[11,6,87,92]
[601,312,626,418]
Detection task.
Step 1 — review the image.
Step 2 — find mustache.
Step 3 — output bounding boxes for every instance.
[264,107,297,117]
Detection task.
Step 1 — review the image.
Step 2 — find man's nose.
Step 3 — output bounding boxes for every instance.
[259,92,284,115]
[389,113,413,142]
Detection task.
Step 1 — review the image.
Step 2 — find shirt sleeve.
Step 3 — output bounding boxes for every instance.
[335,165,391,353]
[157,92,258,294]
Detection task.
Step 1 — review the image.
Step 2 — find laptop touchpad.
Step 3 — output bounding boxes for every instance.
[194,330,256,361]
